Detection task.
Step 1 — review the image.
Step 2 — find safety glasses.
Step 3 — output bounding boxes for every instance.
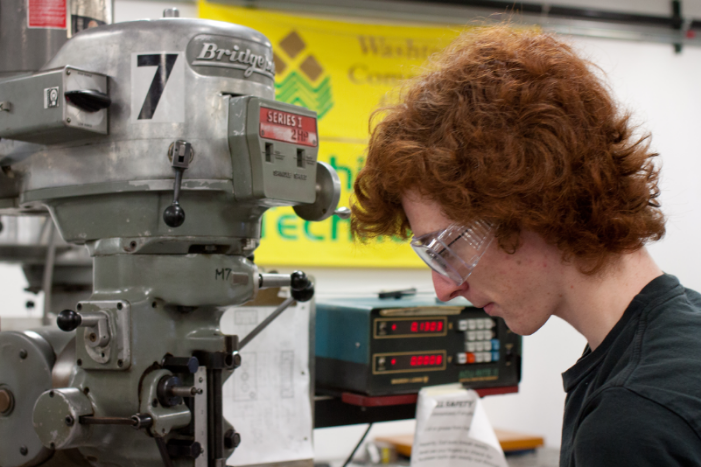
[410,220,495,285]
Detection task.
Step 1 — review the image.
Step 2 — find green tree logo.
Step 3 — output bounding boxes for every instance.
[273,31,334,119]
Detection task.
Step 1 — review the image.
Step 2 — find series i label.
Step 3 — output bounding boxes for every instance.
[259,107,318,147]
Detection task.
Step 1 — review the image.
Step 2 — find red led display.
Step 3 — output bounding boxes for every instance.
[409,320,443,333]
[376,352,446,372]
[377,318,447,337]
[410,354,443,366]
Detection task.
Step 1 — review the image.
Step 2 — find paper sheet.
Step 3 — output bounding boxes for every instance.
[220,302,314,465]
[412,384,508,467]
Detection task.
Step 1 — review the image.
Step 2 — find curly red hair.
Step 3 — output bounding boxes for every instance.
[351,26,664,273]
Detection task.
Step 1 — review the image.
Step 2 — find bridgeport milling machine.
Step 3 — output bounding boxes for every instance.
[0,8,347,467]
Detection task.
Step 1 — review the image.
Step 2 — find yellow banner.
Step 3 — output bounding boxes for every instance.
[199,2,466,267]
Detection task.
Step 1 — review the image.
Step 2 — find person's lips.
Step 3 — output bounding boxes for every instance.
[482,303,496,315]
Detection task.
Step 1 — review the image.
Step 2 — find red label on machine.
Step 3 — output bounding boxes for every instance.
[27,0,67,29]
[259,107,318,147]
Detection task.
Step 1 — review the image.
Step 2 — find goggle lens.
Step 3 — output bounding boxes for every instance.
[410,220,494,285]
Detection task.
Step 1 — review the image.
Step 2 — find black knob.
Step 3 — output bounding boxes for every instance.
[290,271,308,290]
[291,282,314,302]
[290,271,314,302]
[163,203,185,227]
[57,309,82,332]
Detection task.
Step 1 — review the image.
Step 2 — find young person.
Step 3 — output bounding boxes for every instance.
[351,26,701,466]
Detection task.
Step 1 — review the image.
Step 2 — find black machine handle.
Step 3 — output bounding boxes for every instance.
[57,309,82,331]
[163,140,193,228]
[64,89,111,112]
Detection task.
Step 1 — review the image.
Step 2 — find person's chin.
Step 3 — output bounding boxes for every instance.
[503,315,546,336]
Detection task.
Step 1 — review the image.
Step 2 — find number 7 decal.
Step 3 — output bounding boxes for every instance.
[136,54,179,120]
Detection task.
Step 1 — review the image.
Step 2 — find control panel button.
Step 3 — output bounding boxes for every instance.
[468,319,477,330]
[466,342,476,352]
[458,320,468,331]
[491,339,500,351]
[467,331,477,341]
[492,351,500,362]
[457,352,467,364]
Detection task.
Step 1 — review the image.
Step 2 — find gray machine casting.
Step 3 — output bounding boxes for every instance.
[0,7,344,467]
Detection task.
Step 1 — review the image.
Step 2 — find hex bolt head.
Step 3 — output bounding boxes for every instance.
[224,429,241,449]
[19,446,28,456]
[64,415,74,426]
[19,349,28,359]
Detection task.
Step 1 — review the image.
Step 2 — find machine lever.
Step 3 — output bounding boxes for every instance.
[239,296,294,350]
[64,89,111,112]
[57,309,82,331]
[57,309,111,347]
[78,414,153,429]
[258,270,314,301]
[241,272,314,348]
[154,435,175,467]
[163,140,194,228]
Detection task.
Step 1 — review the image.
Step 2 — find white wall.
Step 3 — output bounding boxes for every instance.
[2,0,700,461]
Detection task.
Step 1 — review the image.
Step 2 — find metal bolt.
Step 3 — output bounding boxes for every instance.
[66,69,71,75]
[19,446,28,456]
[199,377,204,383]
[0,389,13,414]
[19,349,27,359]
[89,333,97,342]
[65,415,74,426]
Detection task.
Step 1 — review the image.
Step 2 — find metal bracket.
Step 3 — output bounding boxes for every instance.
[194,366,208,467]
[75,300,131,370]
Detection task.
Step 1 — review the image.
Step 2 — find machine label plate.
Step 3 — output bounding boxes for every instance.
[28,0,67,29]
[187,34,275,84]
[259,107,318,147]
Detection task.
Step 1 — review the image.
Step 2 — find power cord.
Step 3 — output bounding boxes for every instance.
[341,423,373,467]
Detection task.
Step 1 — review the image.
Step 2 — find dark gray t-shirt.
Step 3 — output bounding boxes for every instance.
[560,274,701,466]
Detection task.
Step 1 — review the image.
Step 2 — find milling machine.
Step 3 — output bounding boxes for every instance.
[0,5,345,467]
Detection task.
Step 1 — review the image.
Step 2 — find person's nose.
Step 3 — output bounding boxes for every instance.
[432,270,468,302]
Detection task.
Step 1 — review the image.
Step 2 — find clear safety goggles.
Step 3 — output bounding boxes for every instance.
[410,220,495,285]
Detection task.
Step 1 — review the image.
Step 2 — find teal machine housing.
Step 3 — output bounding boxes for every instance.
[315,296,522,397]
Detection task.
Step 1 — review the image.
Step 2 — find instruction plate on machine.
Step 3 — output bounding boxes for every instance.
[259,107,318,147]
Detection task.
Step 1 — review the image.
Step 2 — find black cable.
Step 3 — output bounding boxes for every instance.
[342,423,373,467]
